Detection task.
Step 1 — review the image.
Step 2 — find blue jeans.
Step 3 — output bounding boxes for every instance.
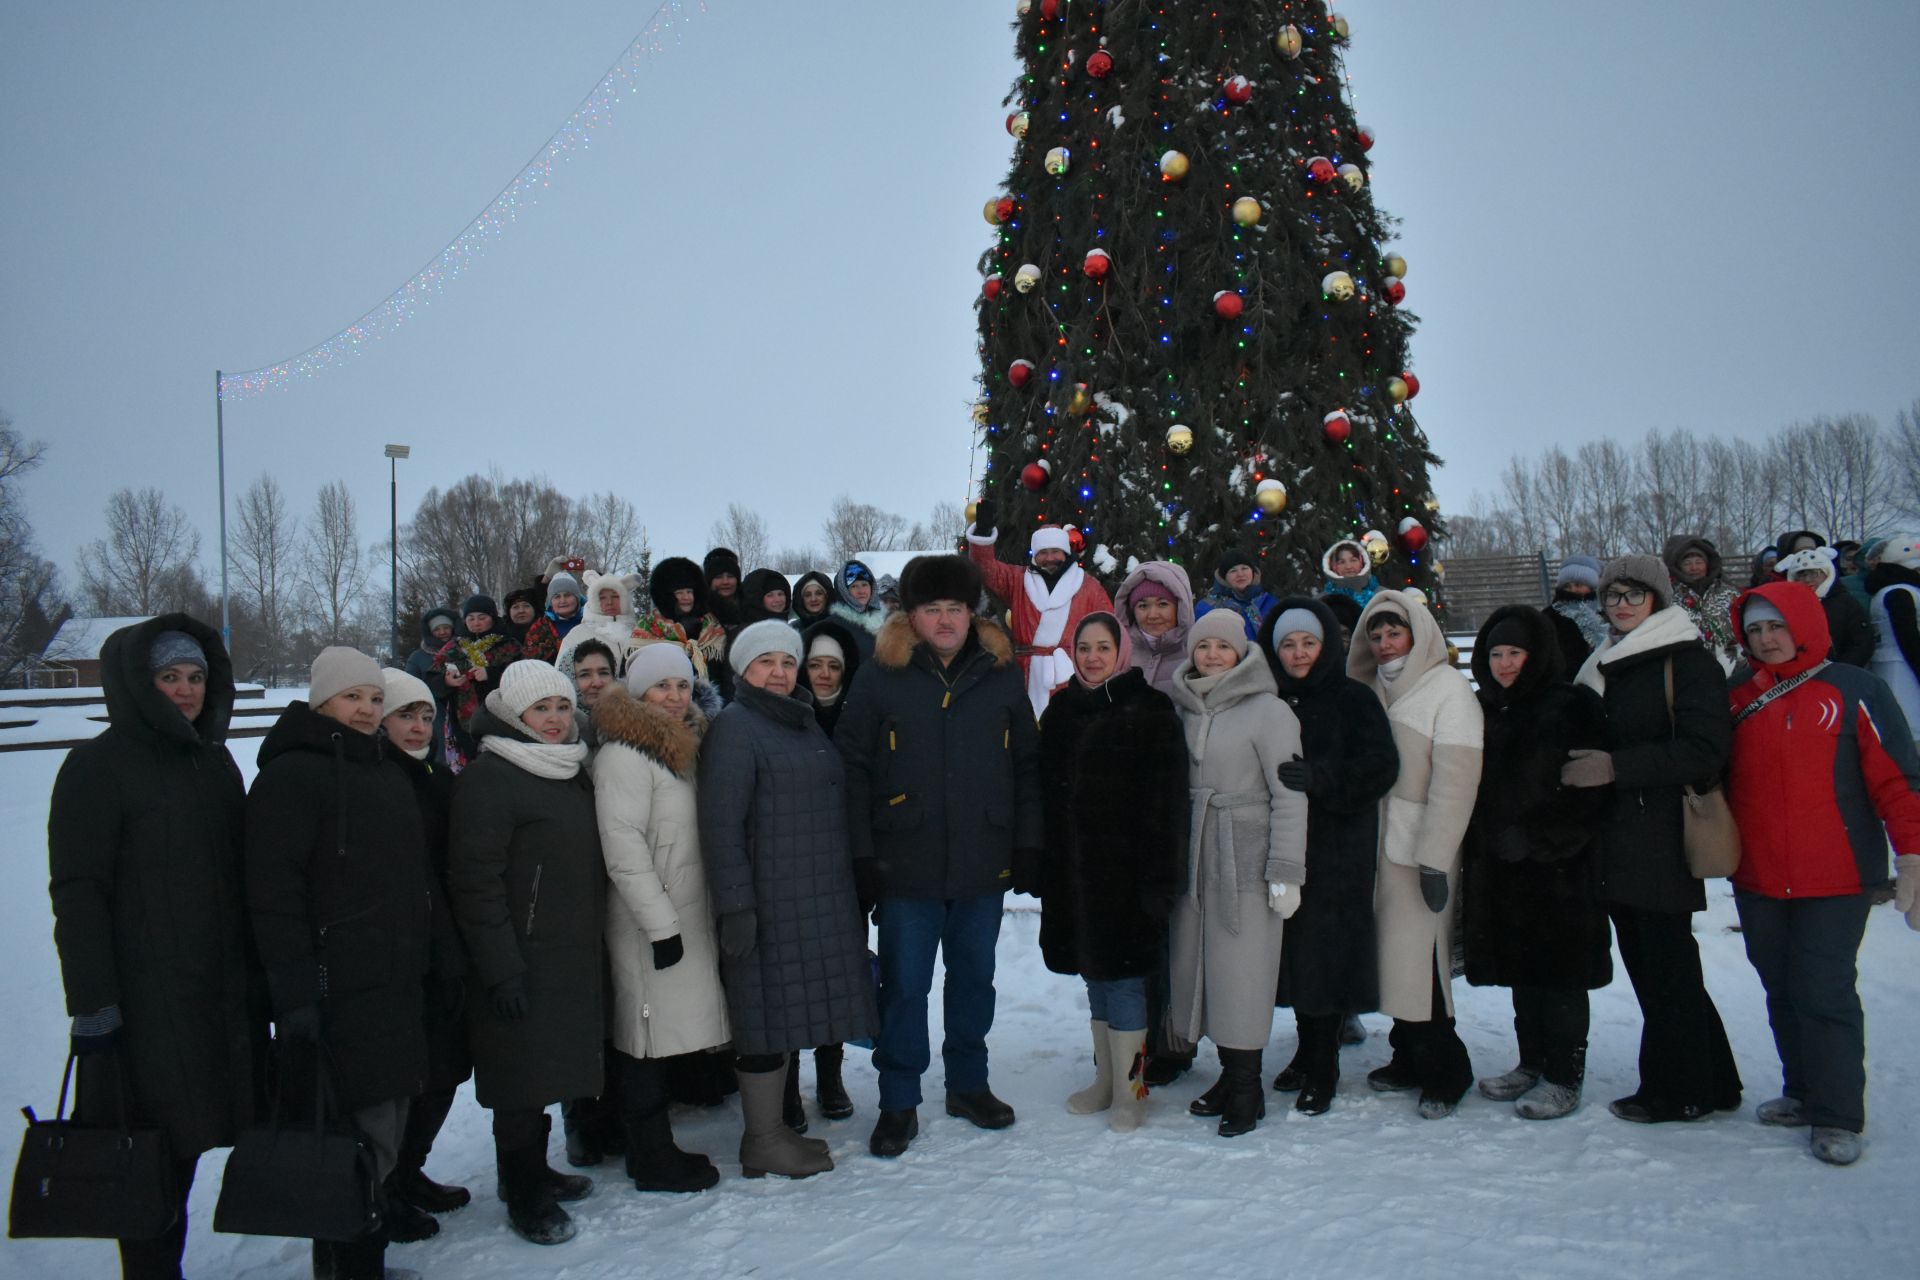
[873,893,1004,1111]
[1085,977,1148,1032]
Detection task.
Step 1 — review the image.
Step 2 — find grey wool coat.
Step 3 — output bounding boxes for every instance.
[697,681,875,1056]
[448,713,607,1111]
[1165,652,1309,1051]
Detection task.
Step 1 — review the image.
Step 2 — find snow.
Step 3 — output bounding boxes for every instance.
[2,743,1916,1278]
[41,615,153,662]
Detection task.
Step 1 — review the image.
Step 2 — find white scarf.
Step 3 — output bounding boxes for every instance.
[1023,564,1086,713]
[1377,654,1410,685]
[481,734,588,779]
[1573,605,1706,695]
[403,744,430,761]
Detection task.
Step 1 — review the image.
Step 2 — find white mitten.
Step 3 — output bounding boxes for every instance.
[1267,882,1302,920]
[1895,854,1920,932]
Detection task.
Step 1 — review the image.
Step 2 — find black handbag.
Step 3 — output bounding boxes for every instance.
[212,1044,380,1242]
[8,1050,180,1241]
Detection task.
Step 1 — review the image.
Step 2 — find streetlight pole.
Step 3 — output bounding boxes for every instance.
[385,444,411,663]
[215,371,231,649]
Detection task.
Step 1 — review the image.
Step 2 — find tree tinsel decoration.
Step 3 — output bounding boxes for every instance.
[972,0,1443,600]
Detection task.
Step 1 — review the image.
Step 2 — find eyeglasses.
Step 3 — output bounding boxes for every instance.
[1601,588,1650,607]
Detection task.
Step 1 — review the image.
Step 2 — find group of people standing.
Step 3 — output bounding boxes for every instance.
[41,517,1920,1279]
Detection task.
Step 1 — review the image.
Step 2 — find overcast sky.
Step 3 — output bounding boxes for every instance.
[4,0,1917,589]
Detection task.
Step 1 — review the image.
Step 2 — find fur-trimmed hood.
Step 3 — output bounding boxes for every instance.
[648,556,711,620]
[873,611,1013,671]
[1322,539,1373,585]
[1661,535,1725,588]
[1470,604,1565,710]
[588,682,707,777]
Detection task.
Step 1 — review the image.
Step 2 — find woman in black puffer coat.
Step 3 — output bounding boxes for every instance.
[1462,606,1611,1121]
[48,615,267,1280]
[246,646,435,1278]
[1256,597,1399,1115]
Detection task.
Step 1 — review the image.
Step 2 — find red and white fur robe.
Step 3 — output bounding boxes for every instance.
[968,527,1114,717]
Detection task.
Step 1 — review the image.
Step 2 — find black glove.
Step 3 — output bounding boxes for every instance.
[719,910,758,960]
[490,975,529,1022]
[1011,846,1045,898]
[971,493,995,533]
[438,975,466,1018]
[69,1005,122,1056]
[1419,868,1449,914]
[1276,754,1315,794]
[651,934,685,971]
[276,1004,322,1043]
[853,861,884,916]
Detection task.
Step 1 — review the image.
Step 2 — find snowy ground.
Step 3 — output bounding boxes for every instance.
[2,735,1914,1279]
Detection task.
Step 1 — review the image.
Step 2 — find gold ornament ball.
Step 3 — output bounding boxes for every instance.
[965,501,980,524]
[1160,149,1191,180]
[1068,383,1093,415]
[1364,536,1391,566]
[982,198,1002,225]
[971,401,990,427]
[1331,12,1351,40]
[1384,253,1408,279]
[1274,25,1303,59]
[1337,163,1365,192]
[1254,478,1288,515]
[1231,196,1263,226]
[1014,263,1043,293]
[1386,376,1409,403]
[1321,270,1355,301]
[1045,146,1071,177]
[1165,424,1193,454]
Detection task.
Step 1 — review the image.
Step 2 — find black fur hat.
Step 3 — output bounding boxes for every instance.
[898,554,982,610]
[648,556,709,618]
[703,546,743,584]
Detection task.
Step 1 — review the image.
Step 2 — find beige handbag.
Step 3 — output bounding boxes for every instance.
[1663,658,1741,879]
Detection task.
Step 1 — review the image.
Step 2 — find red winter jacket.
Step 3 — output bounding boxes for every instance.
[1728,582,1920,899]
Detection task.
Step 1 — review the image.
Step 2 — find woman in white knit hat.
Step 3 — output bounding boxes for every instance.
[448,660,606,1245]
[588,642,731,1193]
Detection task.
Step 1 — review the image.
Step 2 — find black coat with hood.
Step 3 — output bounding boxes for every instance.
[838,613,1044,900]
[703,546,745,632]
[48,613,267,1156]
[387,741,473,1092]
[1036,666,1188,981]
[799,616,864,740]
[1462,606,1613,992]
[1256,597,1399,1016]
[246,701,434,1112]
[405,607,460,746]
[736,567,793,627]
[790,570,837,633]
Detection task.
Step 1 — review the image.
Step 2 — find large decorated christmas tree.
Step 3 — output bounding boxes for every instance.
[973,0,1441,596]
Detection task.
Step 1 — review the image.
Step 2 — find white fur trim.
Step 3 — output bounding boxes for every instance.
[1030,526,1072,556]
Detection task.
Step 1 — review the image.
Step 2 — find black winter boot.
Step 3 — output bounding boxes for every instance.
[498,1139,577,1247]
[389,1163,471,1214]
[783,1051,809,1134]
[562,1098,604,1167]
[1216,1048,1266,1138]
[622,1055,719,1193]
[379,1178,440,1243]
[814,1044,854,1120]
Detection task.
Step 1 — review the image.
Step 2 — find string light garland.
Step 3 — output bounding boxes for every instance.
[219,0,700,399]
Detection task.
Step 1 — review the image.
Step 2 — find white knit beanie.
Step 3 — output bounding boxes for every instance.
[807,631,846,667]
[729,619,804,676]
[487,659,576,722]
[1030,526,1072,556]
[625,642,695,695]
[381,667,434,715]
[309,646,384,711]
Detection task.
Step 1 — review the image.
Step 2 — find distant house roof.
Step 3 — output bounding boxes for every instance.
[45,616,154,662]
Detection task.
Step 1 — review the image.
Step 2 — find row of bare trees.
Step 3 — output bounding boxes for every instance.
[709,496,969,575]
[1442,403,1920,561]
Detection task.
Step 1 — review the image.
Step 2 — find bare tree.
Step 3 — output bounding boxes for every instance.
[1705,436,1780,555]
[820,496,909,567]
[768,545,824,574]
[908,500,968,551]
[573,491,644,574]
[231,475,300,681]
[1891,399,1920,523]
[1633,428,1714,550]
[303,481,368,645]
[708,502,770,569]
[77,487,202,615]
[0,416,66,681]
[497,474,577,589]
[1772,414,1890,541]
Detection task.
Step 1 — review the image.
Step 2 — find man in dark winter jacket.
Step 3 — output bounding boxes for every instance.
[838,554,1043,1158]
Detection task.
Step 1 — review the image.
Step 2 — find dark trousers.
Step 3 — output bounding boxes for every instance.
[1609,903,1742,1109]
[1388,960,1473,1103]
[398,1084,456,1173]
[1735,889,1872,1132]
[1293,1012,1342,1087]
[1145,951,1190,1064]
[492,1105,548,1154]
[874,893,1004,1110]
[115,1155,197,1280]
[1512,985,1590,1087]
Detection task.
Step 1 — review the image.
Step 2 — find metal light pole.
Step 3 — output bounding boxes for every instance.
[385,444,411,663]
[215,371,231,648]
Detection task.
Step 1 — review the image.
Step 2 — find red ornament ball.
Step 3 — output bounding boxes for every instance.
[1398,517,1429,553]
[1383,279,1406,305]
[983,275,1004,301]
[1400,371,1421,399]
[996,197,1017,224]
[1086,48,1114,79]
[1083,248,1112,280]
[1212,290,1244,320]
[1223,75,1252,104]
[1067,525,1087,554]
[1039,0,1061,19]
[1021,459,1052,491]
[1306,157,1338,185]
[1008,359,1036,388]
[1356,126,1376,152]
[1322,409,1352,443]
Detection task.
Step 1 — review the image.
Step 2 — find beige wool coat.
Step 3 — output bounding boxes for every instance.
[1348,590,1485,1021]
[588,685,730,1059]
[1165,652,1309,1050]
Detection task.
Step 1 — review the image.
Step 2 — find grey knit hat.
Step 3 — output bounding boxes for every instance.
[729,619,804,676]
[309,646,384,711]
[545,572,583,607]
[1188,609,1250,659]
[1598,555,1674,610]
[625,642,695,695]
[1555,555,1602,591]
[148,630,207,674]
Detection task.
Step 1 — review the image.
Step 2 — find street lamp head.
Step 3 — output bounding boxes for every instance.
[384,444,411,459]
